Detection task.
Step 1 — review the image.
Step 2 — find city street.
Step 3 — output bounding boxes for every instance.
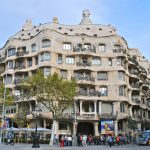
[0,144,148,150]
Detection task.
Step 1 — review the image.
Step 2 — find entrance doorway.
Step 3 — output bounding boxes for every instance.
[77,122,94,135]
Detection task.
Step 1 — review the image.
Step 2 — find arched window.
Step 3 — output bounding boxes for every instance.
[120,103,125,112]
[92,57,101,65]
[119,86,125,96]
[63,42,71,50]
[99,44,105,52]
[40,52,50,62]
[7,48,16,57]
[118,71,125,81]
[42,39,51,48]
[31,43,36,52]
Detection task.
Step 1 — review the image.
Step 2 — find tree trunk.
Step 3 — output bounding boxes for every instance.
[49,119,57,146]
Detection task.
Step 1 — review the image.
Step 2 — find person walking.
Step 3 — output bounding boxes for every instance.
[108,135,113,147]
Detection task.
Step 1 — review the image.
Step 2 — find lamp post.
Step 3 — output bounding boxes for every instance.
[0,73,7,144]
[32,104,40,148]
[72,100,77,146]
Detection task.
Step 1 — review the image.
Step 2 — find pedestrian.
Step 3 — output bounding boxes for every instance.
[108,135,113,147]
[60,135,64,147]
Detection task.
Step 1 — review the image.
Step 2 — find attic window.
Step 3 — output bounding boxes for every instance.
[21,34,24,36]
[99,28,102,31]
[70,29,73,31]
[58,27,62,30]
[86,28,90,30]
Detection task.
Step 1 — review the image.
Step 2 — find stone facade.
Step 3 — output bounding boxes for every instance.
[0,10,150,137]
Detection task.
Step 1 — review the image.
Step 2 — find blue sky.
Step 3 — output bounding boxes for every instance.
[0,0,150,60]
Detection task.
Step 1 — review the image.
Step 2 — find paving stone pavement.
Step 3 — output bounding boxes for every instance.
[0,143,148,150]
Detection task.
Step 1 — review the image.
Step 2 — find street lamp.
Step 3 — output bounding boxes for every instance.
[0,73,7,144]
[32,104,40,148]
[72,100,77,146]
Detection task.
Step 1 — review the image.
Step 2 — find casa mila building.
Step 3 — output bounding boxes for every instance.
[0,10,150,137]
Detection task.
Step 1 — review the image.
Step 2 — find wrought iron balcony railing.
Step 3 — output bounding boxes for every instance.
[113,49,126,54]
[73,45,96,53]
[77,62,91,67]
[132,96,141,104]
[16,51,29,57]
[14,64,26,70]
[98,113,117,120]
[0,57,6,63]
[73,75,95,81]
[78,88,99,96]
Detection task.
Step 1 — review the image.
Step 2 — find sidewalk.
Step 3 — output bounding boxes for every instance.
[0,143,74,150]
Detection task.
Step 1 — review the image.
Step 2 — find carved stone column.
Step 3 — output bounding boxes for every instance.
[80,101,83,115]
[94,122,99,136]
[99,101,102,114]
[114,120,118,136]
[129,106,133,117]
[113,102,116,115]
[94,101,97,115]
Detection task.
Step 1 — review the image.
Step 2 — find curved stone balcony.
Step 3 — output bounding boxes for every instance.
[128,55,139,65]
[77,113,98,120]
[98,112,117,120]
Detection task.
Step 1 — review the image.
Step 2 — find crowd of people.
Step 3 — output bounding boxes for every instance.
[58,133,134,147]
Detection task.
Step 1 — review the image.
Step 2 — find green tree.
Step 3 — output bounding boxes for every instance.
[12,106,28,128]
[0,84,14,106]
[127,116,138,131]
[21,70,77,145]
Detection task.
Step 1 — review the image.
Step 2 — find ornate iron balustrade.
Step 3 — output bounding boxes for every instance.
[129,69,139,75]
[132,96,141,104]
[133,114,142,120]
[113,49,126,54]
[130,82,139,89]
[13,78,27,85]
[13,93,30,101]
[73,75,95,81]
[0,57,6,63]
[147,101,150,107]
[73,45,96,53]
[77,62,91,67]
[98,113,117,120]
[128,55,139,65]
[78,88,99,96]
[14,64,26,70]
[139,66,147,75]
[16,51,29,57]
[143,80,150,86]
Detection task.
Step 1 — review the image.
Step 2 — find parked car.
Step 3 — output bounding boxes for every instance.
[138,130,150,145]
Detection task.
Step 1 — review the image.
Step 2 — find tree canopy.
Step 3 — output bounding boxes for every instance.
[12,106,28,128]
[21,70,77,119]
[0,83,14,106]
